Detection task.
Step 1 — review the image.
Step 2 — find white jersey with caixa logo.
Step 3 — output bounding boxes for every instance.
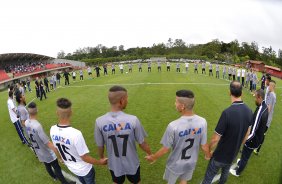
[50,125,92,176]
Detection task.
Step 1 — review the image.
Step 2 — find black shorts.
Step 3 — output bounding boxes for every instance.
[88,72,92,75]
[202,68,205,71]
[73,76,76,79]
[209,69,212,72]
[110,166,140,184]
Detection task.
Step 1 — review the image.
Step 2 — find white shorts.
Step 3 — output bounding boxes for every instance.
[163,168,194,184]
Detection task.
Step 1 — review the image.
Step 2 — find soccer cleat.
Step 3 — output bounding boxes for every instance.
[253,149,259,155]
[229,168,240,177]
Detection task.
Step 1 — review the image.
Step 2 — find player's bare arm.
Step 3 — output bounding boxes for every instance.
[201,144,211,160]
[97,146,105,158]
[139,140,152,155]
[145,146,170,163]
[209,132,221,155]
[80,153,108,165]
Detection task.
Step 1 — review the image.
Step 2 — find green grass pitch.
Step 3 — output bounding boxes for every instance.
[0,64,281,184]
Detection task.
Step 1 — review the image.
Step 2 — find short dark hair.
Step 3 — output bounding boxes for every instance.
[56,98,72,109]
[230,81,242,97]
[176,90,194,98]
[16,94,22,104]
[109,86,127,92]
[266,75,271,81]
[9,90,13,98]
[256,89,265,99]
[28,102,37,109]
[9,85,14,91]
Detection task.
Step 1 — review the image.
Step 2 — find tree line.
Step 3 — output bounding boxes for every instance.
[57,39,282,68]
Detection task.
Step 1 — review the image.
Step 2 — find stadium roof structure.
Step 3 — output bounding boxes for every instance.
[0,53,54,63]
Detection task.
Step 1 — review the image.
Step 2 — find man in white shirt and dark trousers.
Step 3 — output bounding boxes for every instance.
[7,91,29,145]
[241,68,246,87]
[50,98,107,184]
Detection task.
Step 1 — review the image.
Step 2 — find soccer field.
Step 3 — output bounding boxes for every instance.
[1,64,281,184]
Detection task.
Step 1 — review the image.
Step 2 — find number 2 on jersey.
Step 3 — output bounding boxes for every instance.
[108,134,129,157]
[181,138,194,160]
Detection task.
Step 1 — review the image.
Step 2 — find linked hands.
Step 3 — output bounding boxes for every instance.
[98,157,108,165]
[145,154,156,164]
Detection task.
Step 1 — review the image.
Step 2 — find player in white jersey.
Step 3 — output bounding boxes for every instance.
[237,67,241,82]
[50,98,107,184]
[241,68,246,87]
[95,86,152,184]
[26,102,73,184]
[87,66,92,78]
[119,64,124,74]
[145,90,210,184]
[167,62,171,72]
[185,62,189,73]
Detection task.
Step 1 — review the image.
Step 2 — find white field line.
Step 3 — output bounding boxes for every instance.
[25,97,37,107]
[59,82,229,89]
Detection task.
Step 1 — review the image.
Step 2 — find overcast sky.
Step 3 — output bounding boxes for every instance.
[0,0,281,58]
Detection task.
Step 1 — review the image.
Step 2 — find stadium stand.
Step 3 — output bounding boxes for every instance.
[0,70,10,81]
[0,53,84,90]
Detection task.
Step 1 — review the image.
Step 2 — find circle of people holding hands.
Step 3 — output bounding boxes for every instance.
[7,61,277,184]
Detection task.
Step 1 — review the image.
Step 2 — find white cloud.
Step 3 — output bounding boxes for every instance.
[0,0,281,57]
